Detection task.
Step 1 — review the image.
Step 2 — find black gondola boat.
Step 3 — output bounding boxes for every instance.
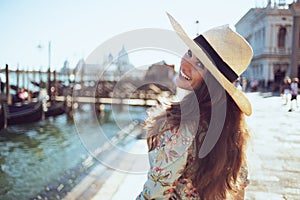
[3,101,43,125]
[45,101,65,118]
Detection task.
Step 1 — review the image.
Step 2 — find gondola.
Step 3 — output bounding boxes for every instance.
[3,101,43,125]
[45,101,65,118]
[0,105,5,131]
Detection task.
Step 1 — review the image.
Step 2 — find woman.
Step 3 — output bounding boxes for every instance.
[137,14,253,200]
[289,77,299,111]
[282,76,291,105]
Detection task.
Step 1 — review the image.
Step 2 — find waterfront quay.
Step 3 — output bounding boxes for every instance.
[0,64,175,131]
[63,92,300,200]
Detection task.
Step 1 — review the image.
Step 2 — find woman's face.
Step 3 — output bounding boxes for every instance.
[175,49,207,90]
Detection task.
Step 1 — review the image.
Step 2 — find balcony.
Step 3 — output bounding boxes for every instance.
[253,47,292,57]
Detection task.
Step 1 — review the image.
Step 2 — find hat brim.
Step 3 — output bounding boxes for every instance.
[167,13,252,116]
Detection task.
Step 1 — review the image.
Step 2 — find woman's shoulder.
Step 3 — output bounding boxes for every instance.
[159,120,198,137]
[177,121,198,137]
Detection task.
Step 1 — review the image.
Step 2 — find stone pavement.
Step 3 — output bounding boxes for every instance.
[64,93,300,200]
[244,93,300,200]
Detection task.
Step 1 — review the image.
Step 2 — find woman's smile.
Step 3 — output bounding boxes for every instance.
[179,69,192,81]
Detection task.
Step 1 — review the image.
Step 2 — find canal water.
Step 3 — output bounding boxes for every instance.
[0,104,147,200]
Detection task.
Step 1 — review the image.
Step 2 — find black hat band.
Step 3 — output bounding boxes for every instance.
[194,35,238,82]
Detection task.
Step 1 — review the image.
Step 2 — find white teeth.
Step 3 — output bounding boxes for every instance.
[180,70,191,80]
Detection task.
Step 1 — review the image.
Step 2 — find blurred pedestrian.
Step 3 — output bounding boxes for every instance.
[241,77,247,92]
[137,14,252,200]
[289,77,299,112]
[250,78,258,92]
[282,76,291,105]
[234,78,243,91]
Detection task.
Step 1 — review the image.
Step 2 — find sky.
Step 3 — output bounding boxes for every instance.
[0,0,293,71]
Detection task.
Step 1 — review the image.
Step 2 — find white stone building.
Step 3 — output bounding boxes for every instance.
[236,0,296,91]
[74,46,138,82]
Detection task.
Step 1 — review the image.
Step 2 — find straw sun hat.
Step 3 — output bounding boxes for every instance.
[167,13,253,116]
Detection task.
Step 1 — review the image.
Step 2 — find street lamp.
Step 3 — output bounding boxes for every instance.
[195,20,199,36]
[36,41,51,71]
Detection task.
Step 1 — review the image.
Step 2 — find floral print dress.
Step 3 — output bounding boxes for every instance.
[136,122,201,200]
[136,122,249,200]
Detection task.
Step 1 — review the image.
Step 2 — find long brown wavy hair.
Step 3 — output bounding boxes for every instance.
[145,71,249,199]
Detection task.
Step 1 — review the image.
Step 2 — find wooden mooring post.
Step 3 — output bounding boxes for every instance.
[5,64,11,105]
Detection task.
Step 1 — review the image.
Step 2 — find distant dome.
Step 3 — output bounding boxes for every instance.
[118,45,130,66]
[108,53,114,63]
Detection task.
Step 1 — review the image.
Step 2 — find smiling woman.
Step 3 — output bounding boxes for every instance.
[137,13,253,200]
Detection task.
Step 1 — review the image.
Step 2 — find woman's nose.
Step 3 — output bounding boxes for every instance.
[181,58,192,68]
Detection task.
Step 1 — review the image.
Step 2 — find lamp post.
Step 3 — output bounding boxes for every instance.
[37,41,52,84]
[195,20,199,36]
[47,41,52,100]
[37,41,52,100]
[48,41,51,71]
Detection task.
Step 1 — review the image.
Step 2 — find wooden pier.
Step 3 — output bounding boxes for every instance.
[0,64,176,130]
[55,96,158,106]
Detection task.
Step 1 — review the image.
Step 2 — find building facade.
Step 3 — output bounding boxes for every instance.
[73,46,137,82]
[235,1,300,91]
[144,60,176,91]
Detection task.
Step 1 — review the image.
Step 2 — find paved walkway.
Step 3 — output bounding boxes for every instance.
[244,93,300,200]
[64,93,300,200]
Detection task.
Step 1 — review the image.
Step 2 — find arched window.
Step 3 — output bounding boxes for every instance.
[278,27,286,48]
